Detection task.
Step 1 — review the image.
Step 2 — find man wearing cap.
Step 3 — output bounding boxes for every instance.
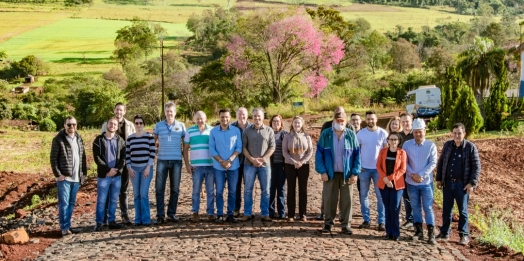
[402,118,438,245]
[435,123,481,245]
[316,111,361,234]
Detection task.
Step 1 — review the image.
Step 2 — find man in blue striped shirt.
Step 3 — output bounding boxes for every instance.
[209,109,242,223]
[183,111,215,223]
[403,118,438,245]
[153,102,186,224]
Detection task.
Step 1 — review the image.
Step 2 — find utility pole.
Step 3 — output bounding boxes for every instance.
[160,34,165,119]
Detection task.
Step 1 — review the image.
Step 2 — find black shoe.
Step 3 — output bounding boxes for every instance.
[382,234,393,240]
[233,210,240,218]
[121,215,132,225]
[316,214,324,221]
[108,221,124,229]
[392,236,400,241]
[226,215,238,223]
[167,215,179,223]
[216,215,225,224]
[378,223,386,231]
[103,217,108,226]
[94,223,103,231]
[322,225,331,233]
[134,223,141,227]
[341,227,353,235]
[359,221,370,229]
[154,217,165,225]
[436,233,450,241]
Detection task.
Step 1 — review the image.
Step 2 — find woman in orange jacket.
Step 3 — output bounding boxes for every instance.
[376,132,407,241]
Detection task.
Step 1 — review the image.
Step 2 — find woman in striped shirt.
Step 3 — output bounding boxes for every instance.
[126,115,156,226]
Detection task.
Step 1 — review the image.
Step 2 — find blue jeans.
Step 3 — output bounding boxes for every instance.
[440,180,469,236]
[243,165,271,217]
[269,162,286,217]
[406,183,435,226]
[192,166,215,215]
[359,168,385,224]
[155,160,182,218]
[214,168,238,216]
[380,187,403,237]
[57,180,80,231]
[130,165,153,224]
[96,176,122,224]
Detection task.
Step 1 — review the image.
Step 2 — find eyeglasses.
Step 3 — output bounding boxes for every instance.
[135,122,144,125]
[66,123,77,127]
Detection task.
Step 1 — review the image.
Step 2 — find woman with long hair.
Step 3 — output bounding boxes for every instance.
[269,114,288,219]
[126,115,156,226]
[386,116,403,134]
[282,116,313,221]
[376,132,406,240]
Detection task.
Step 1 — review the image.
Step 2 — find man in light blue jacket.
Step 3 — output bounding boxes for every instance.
[315,111,361,234]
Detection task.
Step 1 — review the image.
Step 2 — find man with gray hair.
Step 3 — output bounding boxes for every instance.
[153,102,186,224]
[231,107,253,217]
[183,111,215,223]
[239,108,275,222]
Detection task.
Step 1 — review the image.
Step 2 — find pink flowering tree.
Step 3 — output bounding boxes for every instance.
[224,10,345,103]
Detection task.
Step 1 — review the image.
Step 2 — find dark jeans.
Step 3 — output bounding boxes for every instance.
[155,160,182,218]
[269,162,286,217]
[105,166,129,220]
[440,180,470,236]
[234,163,245,212]
[285,163,309,218]
[380,187,403,237]
[403,174,413,223]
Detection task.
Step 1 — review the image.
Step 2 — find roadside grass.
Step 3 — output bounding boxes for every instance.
[472,209,524,253]
[23,193,58,212]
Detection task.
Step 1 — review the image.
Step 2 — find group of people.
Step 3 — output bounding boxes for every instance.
[49,102,481,247]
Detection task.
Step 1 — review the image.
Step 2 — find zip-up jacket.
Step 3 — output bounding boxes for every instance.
[436,139,481,187]
[92,133,126,178]
[50,129,87,179]
[315,128,361,180]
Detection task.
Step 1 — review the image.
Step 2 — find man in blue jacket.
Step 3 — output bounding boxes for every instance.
[435,123,481,245]
[315,111,361,234]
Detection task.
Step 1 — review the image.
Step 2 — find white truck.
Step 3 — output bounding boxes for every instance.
[405,85,441,118]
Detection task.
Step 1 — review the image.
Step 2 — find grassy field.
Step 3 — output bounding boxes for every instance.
[0,0,477,78]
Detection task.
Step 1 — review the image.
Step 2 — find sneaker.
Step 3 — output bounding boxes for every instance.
[121,215,132,225]
[316,214,324,220]
[167,215,179,223]
[402,221,414,229]
[436,233,450,241]
[208,215,216,222]
[233,210,240,218]
[341,227,353,235]
[359,221,370,229]
[215,216,225,224]
[378,223,386,231]
[191,213,199,223]
[94,223,103,232]
[261,216,272,222]
[154,217,165,225]
[61,229,72,236]
[239,215,252,222]
[321,225,331,233]
[458,235,470,245]
[108,221,124,229]
[226,215,238,223]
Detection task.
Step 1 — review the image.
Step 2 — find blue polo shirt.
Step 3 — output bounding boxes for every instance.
[209,124,242,171]
[153,120,186,160]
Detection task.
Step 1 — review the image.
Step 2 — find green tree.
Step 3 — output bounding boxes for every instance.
[484,59,509,131]
[388,38,421,73]
[112,18,159,67]
[447,86,483,138]
[457,36,505,99]
[437,66,462,129]
[0,51,6,61]
[102,68,128,89]
[360,30,390,74]
[0,97,12,120]
[11,55,49,77]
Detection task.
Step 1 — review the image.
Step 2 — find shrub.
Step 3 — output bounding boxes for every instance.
[447,86,483,138]
[427,116,439,131]
[11,103,37,120]
[500,119,519,131]
[39,118,57,132]
[0,98,11,120]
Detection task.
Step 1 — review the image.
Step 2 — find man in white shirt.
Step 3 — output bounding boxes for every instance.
[356,110,388,231]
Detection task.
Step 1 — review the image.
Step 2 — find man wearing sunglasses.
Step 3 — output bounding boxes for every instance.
[101,102,136,225]
[50,116,87,236]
